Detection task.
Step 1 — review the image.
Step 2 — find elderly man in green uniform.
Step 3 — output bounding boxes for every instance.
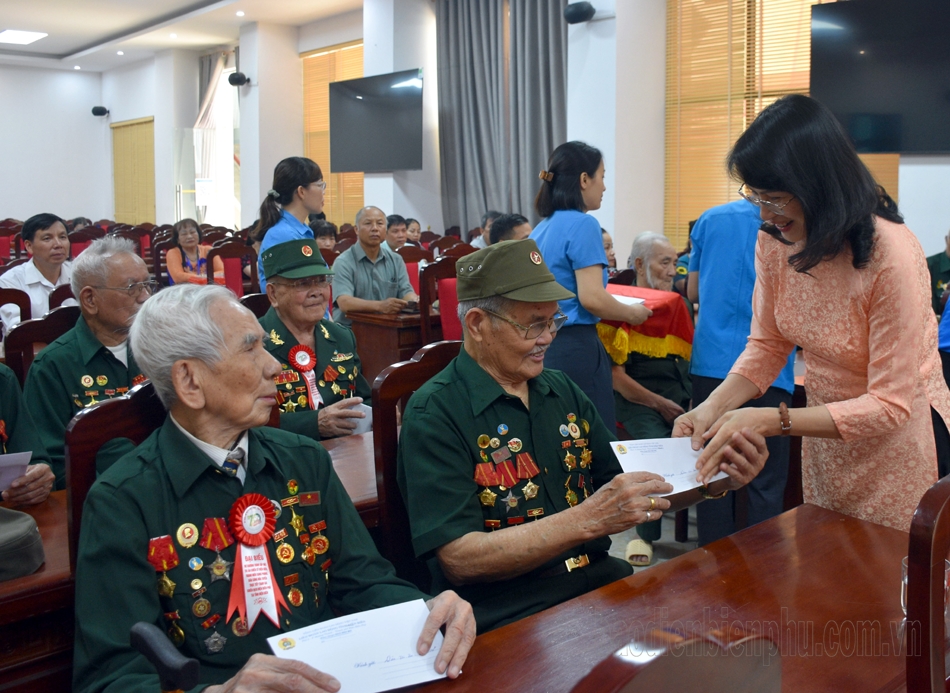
[397,239,770,632]
[0,363,55,505]
[926,231,950,316]
[614,232,694,566]
[259,239,370,440]
[73,284,474,693]
[23,235,153,488]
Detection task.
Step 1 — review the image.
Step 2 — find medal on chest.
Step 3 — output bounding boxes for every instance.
[288,345,323,408]
[225,493,289,630]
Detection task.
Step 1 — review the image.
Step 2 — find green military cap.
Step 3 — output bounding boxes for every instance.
[455,238,575,302]
[261,239,333,280]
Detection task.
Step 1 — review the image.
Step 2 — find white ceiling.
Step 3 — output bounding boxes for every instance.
[0,0,362,72]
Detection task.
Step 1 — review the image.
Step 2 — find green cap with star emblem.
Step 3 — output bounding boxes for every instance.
[455,239,575,302]
[261,239,333,280]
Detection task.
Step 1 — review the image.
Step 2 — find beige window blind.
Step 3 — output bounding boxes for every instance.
[664,0,832,249]
[302,41,364,227]
[111,117,156,225]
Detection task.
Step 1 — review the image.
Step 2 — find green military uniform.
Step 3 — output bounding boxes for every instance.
[397,348,631,632]
[22,315,144,489]
[258,307,371,441]
[0,363,52,467]
[73,420,425,693]
[926,251,950,316]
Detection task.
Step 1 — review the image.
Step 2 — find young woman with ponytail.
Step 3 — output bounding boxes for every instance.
[254,157,326,288]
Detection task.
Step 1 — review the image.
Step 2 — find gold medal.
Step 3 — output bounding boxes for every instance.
[478,488,498,507]
[96,375,108,386]
[276,542,295,564]
[522,479,539,500]
[176,523,199,548]
[568,423,580,439]
[190,578,203,591]
[81,374,94,388]
[564,451,577,470]
[289,507,306,536]
[580,449,593,468]
[288,586,304,607]
[490,437,500,448]
[311,534,329,555]
[192,598,211,618]
[477,434,491,449]
[581,419,590,434]
[297,395,308,406]
[168,622,185,647]
[157,572,176,597]
[338,365,346,374]
[231,616,249,637]
[565,489,578,507]
[319,380,326,387]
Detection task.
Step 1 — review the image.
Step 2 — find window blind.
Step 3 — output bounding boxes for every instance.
[111,117,156,225]
[302,41,364,227]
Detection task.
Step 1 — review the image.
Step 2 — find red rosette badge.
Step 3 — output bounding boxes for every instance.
[226,494,288,630]
[288,345,316,372]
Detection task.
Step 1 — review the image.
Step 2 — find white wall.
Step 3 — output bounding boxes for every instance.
[0,65,111,220]
[567,0,616,235]
[298,9,363,53]
[898,156,950,256]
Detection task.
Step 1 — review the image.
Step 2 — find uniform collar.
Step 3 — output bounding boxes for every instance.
[280,209,311,234]
[454,346,555,417]
[260,307,336,352]
[936,252,950,273]
[352,240,394,264]
[74,314,126,366]
[169,414,249,484]
[22,258,71,288]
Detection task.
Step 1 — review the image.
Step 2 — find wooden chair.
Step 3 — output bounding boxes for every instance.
[467,227,482,244]
[68,229,97,259]
[906,474,950,692]
[48,284,75,309]
[0,288,31,333]
[418,256,459,346]
[444,225,461,238]
[334,237,356,253]
[202,230,229,245]
[441,242,477,259]
[240,292,271,319]
[152,237,177,286]
[419,230,441,245]
[338,224,356,239]
[429,235,460,254]
[0,257,29,276]
[570,626,780,693]
[608,269,637,286]
[111,228,143,256]
[4,305,81,386]
[372,340,462,588]
[396,245,433,264]
[0,225,21,264]
[320,248,340,267]
[207,242,258,297]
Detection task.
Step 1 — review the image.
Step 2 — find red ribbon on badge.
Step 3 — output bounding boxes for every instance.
[474,462,501,487]
[322,364,339,383]
[515,453,540,479]
[199,518,235,553]
[147,536,179,572]
[495,460,518,488]
[226,494,288,630]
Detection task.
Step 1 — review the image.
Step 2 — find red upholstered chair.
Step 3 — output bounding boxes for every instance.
[130,225,153,257]
[207,241,258,297]
[201,230,229,245]
[372,340,461,587]
[437,279,461,341]
[396,245,433,296]
[418,256,459,346]
[419,230,440,246]
[48,284,75,309]
[429,235,460,255]
[0,225,21,263]
[240,292,271,319]
[338,224,356,240]
[4,305,81,386]
[68,229,97,259]
[111,228,143,257]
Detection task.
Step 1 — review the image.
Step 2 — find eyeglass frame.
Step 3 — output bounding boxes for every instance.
[270,275,333,291]
[737,184,796,215]
[311,180,327,192]
[92,280,159,297]
[481,308,568,340]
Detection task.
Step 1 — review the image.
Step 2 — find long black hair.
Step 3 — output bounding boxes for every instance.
[251,157,323,243]
[728,94,901,272]
[535,141,603,219]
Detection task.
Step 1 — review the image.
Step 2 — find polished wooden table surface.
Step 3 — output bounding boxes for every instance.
[322,431,377,527]
[347,310,443,383]
[0,490,74,692]
[416,504,910,693]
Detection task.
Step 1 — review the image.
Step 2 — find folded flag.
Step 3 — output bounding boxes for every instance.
[597,284,693,364]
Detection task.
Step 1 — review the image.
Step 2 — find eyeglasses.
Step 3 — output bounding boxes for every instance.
[738,184,795,215]
[312,180,327,192]
[482,309,568,340]
[93,280,159,297]
[272,276,333,291]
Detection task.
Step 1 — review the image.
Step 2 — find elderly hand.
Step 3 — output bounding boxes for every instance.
[421,591,476,678]
[653,395,686,424]
[574,472,674,536]
[694,408,773,485]
[317,398,366,438]
[203,654,340,693]
[2,464,55,506]
[378,298,408,314]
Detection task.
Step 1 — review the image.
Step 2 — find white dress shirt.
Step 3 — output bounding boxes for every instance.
[170,414,249,485]
[0,258,77,335]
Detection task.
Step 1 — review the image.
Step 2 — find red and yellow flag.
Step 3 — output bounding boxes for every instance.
[598,285,694,365]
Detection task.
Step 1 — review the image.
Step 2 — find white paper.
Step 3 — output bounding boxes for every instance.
[267,599,445,693]
[612,295,646,306]
[610,438,726,495]
[0,451,32,493]
[350,403,373,435]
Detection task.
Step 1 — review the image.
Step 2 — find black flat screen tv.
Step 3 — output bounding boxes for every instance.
[811,0,950,154]
[329,68,424,172]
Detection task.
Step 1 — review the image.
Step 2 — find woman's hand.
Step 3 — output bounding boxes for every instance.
[693,408,777,484]
[672,402,721,450]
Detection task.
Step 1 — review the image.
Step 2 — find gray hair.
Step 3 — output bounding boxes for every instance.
[457,295,519,334]
[355,206,384,226]
[129,284,236,407]
[70,235,138,297]
[627,231,671,270]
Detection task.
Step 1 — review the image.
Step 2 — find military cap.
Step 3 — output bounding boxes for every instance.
[261,239,333,280]
[455,239,575,302]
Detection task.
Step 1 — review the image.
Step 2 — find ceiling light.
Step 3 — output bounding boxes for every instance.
[0,29,48,45]
[170,33,178,39]
[116,50,124,55]
[74,65,81,70]
[236,11,245,17]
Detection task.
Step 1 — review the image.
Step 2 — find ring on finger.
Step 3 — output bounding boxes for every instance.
[648,497,657,511]
[645,511,653,522]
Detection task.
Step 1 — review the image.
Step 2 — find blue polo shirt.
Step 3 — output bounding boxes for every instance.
[530,210,608,326]
[689,199,795,394]
[940,311,950,352]
[258,210,313,288]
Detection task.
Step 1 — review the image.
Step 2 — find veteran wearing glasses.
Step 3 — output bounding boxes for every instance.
[260,239,370,441]
[397,239,770,632]
[23,236,154,488]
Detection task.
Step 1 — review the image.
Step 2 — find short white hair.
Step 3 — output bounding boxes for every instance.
[627,231,672,269]
[70,235,138,297]
[129,284,237,406]
[457,295,519,334]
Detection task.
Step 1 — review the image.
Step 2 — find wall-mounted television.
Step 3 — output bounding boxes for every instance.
[810,0,950,154]
[329,68,424,173]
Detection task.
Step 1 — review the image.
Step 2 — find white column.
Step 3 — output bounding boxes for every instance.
[154,49,199,224]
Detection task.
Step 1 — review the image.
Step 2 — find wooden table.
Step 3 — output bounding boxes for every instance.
[416,504,911,693]
[322,431,378,527]
[347,311,443,383]
[0,491,74,693]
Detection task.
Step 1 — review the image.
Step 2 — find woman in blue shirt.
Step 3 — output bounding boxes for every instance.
[254,157,328,288]
[531,142,651,432]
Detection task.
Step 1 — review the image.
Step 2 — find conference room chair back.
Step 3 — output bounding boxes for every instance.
[444,225,461,238]
[440,242,477,259]
[396,245,433,264]
[201,229,229,245]
[320,248,340,267]
[48,284,75,310]
[67,229,97,259]
[0,289,31,335]
[239,292,271,319]
[338,224,356,240]
[608,269,637,286]
[429,235,460,255]
[333,237,357,253]
[372,340,462,590]
[0,224,21,262]
[4,305,81,386]
[110,229,143,258]
[418,255,460,346]
[419,230,441,246]
[0,257,29,276]
[152,237,177,286]
[207,241,258,297]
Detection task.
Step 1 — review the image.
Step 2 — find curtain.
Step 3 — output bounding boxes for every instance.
[435,0,509,234]
[508,0,567,226]
[194,52,228,223]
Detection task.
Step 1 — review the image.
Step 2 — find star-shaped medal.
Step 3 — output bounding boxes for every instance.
[208,553,233,583]
[204,631,227,654]
[522,479,540,500]
[478,488,498,507]
[289,507,306,536]
[500,490,520,514]
[156,572,176,597]
[580,449,593,468]
[564,451,577,470]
